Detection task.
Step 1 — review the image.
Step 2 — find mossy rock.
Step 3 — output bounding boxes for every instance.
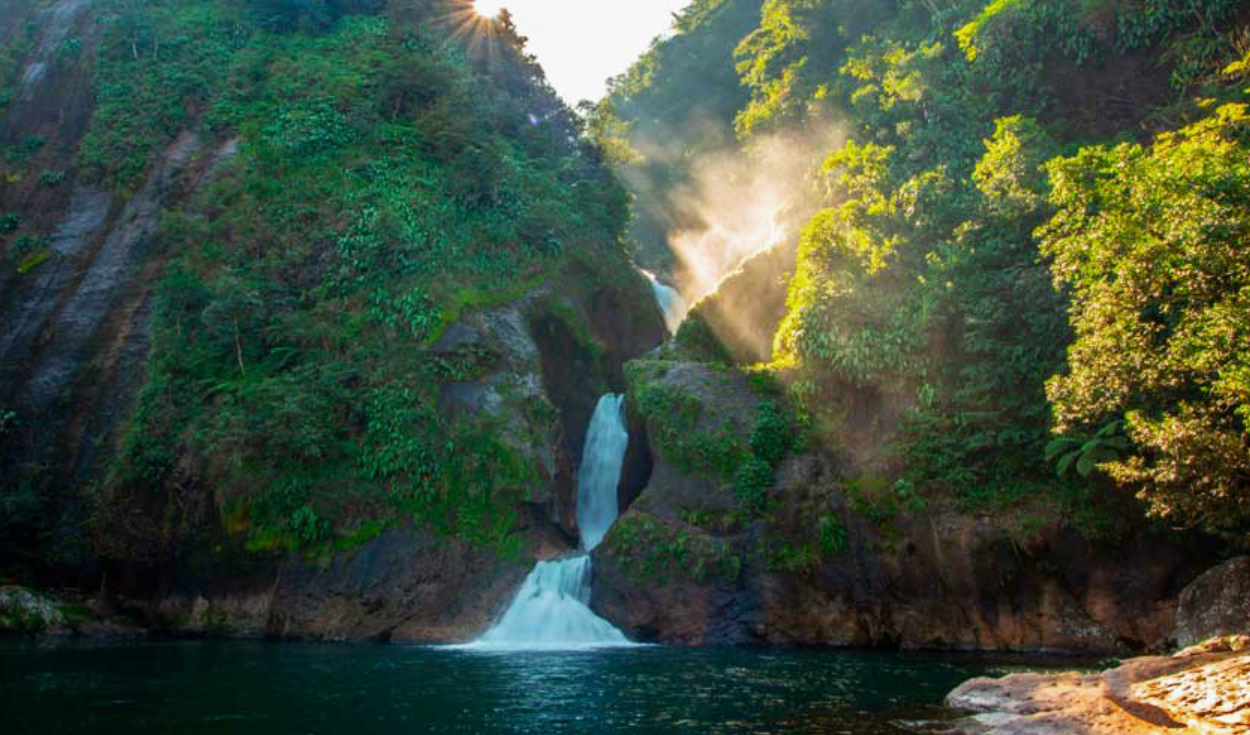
[0,586,67,635]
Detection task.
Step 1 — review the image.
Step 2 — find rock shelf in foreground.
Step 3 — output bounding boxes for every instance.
[947,636,1250,734]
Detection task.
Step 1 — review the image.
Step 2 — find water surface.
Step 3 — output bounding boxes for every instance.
[0,641,1070,735]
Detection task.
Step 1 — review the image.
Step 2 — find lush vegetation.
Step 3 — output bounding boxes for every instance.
[605,513,741,584]
[607,0,1250,541]
[1040,102,1250,535]
[99,1,637,561]
[3,0,1248,596]
[1,0,643,573]
[625,358,795,515]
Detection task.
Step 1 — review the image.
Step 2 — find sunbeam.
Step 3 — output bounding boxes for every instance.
[474,0,507,18]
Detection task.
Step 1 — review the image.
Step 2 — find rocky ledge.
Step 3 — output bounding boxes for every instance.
[947,636,1250,734]
[0,585,145,640]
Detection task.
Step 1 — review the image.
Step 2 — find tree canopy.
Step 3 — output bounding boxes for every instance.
[1041,103,1250,534]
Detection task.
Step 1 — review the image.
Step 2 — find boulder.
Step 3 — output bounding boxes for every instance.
[1176,557,1250,647]
[0,586,67,635]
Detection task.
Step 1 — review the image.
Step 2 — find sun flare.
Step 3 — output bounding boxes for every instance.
[474,0,506,18]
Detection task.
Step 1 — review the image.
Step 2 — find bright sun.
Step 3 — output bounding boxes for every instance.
[474,0,506,18]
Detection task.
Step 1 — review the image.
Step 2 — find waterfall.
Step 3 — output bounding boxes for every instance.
[576,394,628,551]
[465,556,629,650]
[642,269,688,334]
[461,394,635,650]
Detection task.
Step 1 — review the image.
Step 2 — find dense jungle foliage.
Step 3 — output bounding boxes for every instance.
[0,0,639,571]
[606,0,1250,541]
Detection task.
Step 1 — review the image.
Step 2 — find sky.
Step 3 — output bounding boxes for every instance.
[474,0,690,103]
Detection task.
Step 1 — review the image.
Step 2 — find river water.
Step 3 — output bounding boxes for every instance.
[0,640,1068,735]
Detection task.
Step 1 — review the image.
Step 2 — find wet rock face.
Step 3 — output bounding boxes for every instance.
[10,133,201,417]
[142,526,527,643]
[1176,557,1250,648]
[15,0,91,104]
[433,272,665,552]
[756,500,1204,652]
[435,293,576,544]
[2,0,97,140]
[946,639,1250,734]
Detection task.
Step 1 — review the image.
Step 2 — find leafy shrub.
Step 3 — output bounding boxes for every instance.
[673,312,731,363]
[3,136,44,164]
[0,212,18,234]
[248,0,385,32]
[289,505,329,546]
[11,234,48,254]
[0,408,16,439]
[1040,103,1250,534]
[734,457,773,514]
[1045,420,1129,478]
[817,513,846,555]
[38,170,65,188]
[749,401,792,467]
[55,37,83,64]
[606,514,740,584]
[262,98,357,156]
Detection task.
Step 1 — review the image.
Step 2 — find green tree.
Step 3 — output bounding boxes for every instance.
[1040,103,1250,534]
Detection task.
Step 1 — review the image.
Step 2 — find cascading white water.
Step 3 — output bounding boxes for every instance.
[461,394,635,650]
[465,556,629,650]
[642,269,688,334]
[576,394,629,551]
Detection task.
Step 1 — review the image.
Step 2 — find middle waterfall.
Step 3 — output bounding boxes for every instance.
[576,394,628,551]
[464,394,634,650]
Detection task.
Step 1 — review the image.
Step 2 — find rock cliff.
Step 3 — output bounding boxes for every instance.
[592,356,1217,653]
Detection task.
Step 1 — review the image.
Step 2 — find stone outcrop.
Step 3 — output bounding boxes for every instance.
[946,637,1250,734]
[1176,557,1250,648]
[137,526,528,642]
[591,357,1217,653]
[684,240,796,364]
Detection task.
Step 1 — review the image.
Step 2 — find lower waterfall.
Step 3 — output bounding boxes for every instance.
[462,394,635,650]
[465,555,629,650]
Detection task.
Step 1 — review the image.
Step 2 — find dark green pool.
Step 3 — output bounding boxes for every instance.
[0,641,1053,734]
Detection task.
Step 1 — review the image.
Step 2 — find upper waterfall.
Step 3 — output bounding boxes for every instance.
[642,269,688,335]
[576,394,629,551]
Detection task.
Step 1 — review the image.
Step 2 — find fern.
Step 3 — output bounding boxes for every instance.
[1045,420,1130,478]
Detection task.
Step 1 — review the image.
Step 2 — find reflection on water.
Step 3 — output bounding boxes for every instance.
[0,641,1072,735]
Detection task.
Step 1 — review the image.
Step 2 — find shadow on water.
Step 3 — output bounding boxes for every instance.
[0,640,1097,735]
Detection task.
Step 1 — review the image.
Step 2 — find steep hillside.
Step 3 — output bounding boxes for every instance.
[591,0,1249,650]
[0,0,664,636]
